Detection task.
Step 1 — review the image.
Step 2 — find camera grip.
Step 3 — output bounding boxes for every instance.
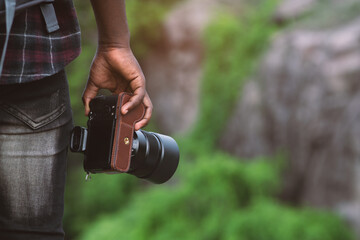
[111,93,145,172]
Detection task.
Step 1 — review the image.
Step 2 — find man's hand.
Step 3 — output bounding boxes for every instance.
[85,0,152,130]
[82,46,152,130]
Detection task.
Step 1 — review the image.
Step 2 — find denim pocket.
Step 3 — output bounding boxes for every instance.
[0,71,72,132]
[1,103,65,130]
[0,88,68,130]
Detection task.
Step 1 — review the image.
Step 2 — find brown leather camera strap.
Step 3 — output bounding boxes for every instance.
[111,93,145,172]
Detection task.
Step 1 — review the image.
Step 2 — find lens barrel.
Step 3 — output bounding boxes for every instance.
[129,130,179,184]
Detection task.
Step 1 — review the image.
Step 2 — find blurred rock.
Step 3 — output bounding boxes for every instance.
[221,16,360,233]
[273,0,319,24]
[221,80,271,158]
[274,0,359,24]
[144,0,243,134]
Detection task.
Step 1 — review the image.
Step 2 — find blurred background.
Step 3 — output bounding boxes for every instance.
[64,0,360,239]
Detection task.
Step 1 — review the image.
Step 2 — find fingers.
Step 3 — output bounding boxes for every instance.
[82,81,100,116]
[121,78,145,115]
[83,78,152,130]
[134,93,153,130]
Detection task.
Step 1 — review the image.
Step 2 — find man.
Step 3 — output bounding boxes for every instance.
[0,0,152,239]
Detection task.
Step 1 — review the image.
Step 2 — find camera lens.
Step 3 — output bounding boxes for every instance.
[129,130,179,184]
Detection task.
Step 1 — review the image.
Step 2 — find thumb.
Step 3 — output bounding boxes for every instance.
[82,81,99,116]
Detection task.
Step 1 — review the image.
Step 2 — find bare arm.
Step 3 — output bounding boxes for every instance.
[91,0,130,48]
[82,0,152,130]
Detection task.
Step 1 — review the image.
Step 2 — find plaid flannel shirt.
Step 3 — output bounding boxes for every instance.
[0,0,81,85]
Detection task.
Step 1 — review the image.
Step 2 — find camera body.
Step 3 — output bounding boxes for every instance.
[85,95,118,173]
[70,93,179,184]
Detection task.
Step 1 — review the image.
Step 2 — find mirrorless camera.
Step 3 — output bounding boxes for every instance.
[70,93,179,184]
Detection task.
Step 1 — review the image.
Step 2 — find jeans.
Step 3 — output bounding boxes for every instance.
[0,70,72,240]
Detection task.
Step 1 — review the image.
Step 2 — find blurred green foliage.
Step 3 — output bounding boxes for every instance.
[189,1,278,152]
[77,154,280,240]
[64,168,140,236]
[64,0,355,239]
[78,154,353,240]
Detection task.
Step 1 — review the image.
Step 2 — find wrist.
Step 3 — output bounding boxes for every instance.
[98,33,130,49]
[97,41,132,53]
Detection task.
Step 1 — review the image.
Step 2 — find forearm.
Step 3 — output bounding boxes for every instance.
[90,0,130,48]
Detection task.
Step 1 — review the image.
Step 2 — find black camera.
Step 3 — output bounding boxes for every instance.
[70,94,179,184]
